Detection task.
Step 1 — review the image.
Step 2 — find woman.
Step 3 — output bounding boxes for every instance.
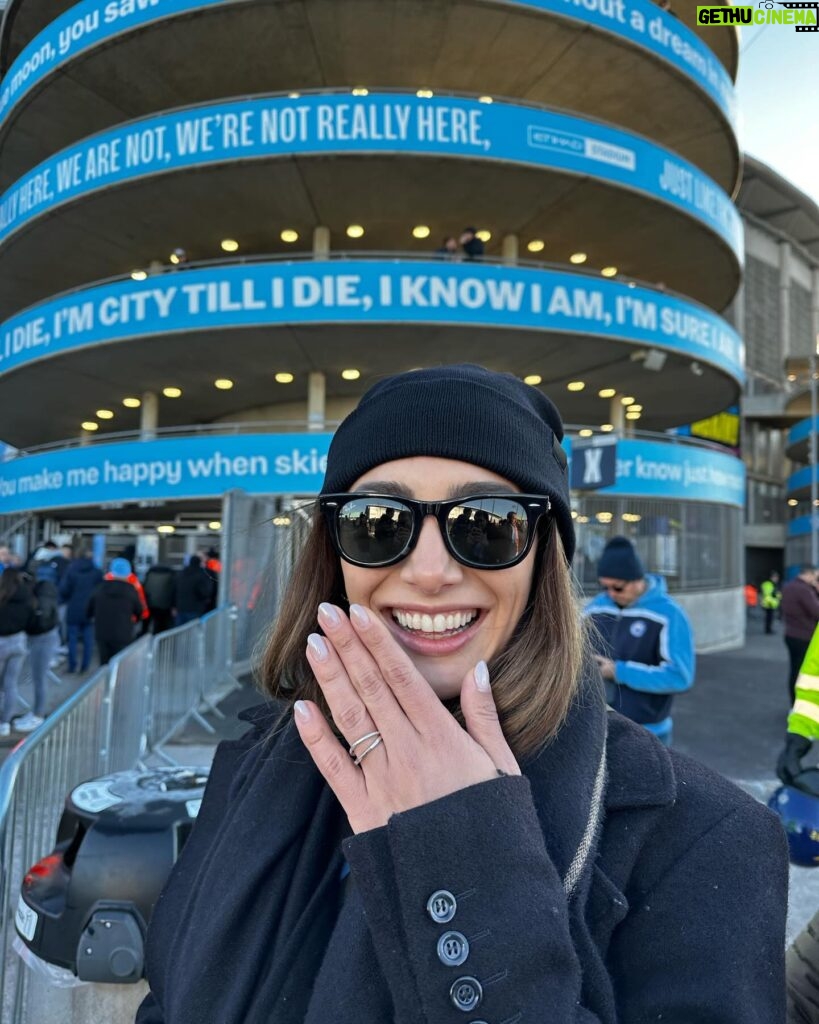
[138,364,787,1023]
[0,569,34,737]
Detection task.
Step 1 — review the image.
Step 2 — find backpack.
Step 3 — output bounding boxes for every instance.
[31,580,59,633]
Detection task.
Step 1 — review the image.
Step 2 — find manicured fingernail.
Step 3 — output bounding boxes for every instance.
[349,604,370,628]
[294,700,311,721]
[318,602,340,627]
[474,661,490,691]
[307,633,328,661]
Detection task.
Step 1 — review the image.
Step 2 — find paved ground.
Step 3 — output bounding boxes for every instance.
[4,615,816,943]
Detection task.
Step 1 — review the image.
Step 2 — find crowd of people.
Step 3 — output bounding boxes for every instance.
[434,227,485,260]
[0,544,220,737]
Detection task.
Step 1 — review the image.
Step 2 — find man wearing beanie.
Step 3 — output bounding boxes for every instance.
[85,558,144,664]
[583,536,695,745]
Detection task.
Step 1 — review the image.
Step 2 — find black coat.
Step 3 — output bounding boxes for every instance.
[85,579,142,647]
[137,673,787,1024]
[174,566,214,616]
[143,566,176,612]
[60,558,104,626]
[0,585,34,636]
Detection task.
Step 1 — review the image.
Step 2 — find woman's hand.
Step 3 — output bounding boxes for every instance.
[293,602,521,834]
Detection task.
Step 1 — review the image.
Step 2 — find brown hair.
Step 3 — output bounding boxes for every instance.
[258,513,589,758]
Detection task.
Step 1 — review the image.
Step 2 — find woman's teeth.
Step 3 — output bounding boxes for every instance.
[393,610,478,634]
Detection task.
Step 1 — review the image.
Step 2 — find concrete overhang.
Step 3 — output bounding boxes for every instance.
[0,152,742,318]
[0,0,739,191]
[0,319,740,448]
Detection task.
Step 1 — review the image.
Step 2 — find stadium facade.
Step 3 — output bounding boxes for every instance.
[0,0,749,647]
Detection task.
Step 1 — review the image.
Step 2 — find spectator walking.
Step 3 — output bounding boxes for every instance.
[19,575,61,732]
[60,551,103,673]
[25,541,69,589]
[761,570,782,634]
[86,558,143,665]
[583,536,695,745]
[105,560,149,625]
[0,569,34,737]
[143,564,177,634]
[174,556,215,625]
[781,566,819,703]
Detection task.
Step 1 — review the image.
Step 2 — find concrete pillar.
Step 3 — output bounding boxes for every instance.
[609,396,626,435]
[313,226,330,258]
[140,392,159,440]
[779,240,792,359]
[307,371,326,431]
[501,234,518,265]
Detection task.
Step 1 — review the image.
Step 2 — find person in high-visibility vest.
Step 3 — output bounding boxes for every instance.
[776,627,819,1021]
[760,571,781,635]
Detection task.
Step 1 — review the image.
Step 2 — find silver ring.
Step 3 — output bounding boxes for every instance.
[353,736,383,765]
[349,730,381,756]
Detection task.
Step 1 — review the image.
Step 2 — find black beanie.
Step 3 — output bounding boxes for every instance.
[321,364,575,562]
[597,536,644,581]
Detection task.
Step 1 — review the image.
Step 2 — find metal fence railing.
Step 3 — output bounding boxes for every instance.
[0,604,242,1023]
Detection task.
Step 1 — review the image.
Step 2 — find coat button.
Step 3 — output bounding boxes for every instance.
[437,930,469,967]
[449,976,483,1012]
[426,889,457,923]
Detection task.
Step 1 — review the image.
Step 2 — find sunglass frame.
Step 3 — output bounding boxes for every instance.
[319,492,552,570]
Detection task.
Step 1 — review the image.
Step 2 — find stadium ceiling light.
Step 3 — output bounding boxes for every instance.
[567,381,585,392]
[280,229,299,243]
[598,388,616,398]
[788,499,798,507]
[527,240,545,253]
[96,409,114,419]
[169,252,181,265]
[620,395,636,405]
[478,95,493,104]
[341,368,361,380]
[214,379,234,390]
[122,397,141,408]
[275,372,294,383]
[600,423,614,432]
[601,266,618,277]
[626,412,641,421]
[476,230,491,242]
[627,404,643,412]
[569,252,587,264]
[787,373,798,382]
[346,224,365,238]
[81,421,99,431]
[523,374,542,385]
[208,520,222,530]
[416,89,434,98]
[162,387,182,398]
[412,225,431,239]
[221,239,239,252]
[352,87,369,96]
[579,428,593,437]
[157,525,175,534]
[131,270,147,281]
[288,91,301,99]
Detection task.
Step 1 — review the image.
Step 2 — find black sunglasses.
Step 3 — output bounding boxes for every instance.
[599,582,627,593]
[319,493,552,570]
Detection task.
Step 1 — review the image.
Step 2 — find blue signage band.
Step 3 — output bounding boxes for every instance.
[0,434,744,514]
[0,259,745,383]
[0,94,743,259]
[0,0,736,134]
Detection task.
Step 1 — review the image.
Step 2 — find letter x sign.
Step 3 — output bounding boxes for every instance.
[570,440,617,490]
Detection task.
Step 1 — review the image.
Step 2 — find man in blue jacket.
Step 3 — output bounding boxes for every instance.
[583,536,695,745]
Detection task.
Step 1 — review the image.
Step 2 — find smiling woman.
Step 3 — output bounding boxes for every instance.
[136,364,787,1024]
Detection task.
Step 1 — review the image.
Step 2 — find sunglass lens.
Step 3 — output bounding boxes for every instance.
[337,497,413,564]
[446,498,529,566]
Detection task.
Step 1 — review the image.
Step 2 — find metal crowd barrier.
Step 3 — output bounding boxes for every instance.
[0,604,242,1023]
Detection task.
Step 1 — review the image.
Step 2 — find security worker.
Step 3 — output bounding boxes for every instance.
[760,570,782,635]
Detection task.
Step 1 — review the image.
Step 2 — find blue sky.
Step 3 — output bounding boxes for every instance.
[736,25,819,203]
